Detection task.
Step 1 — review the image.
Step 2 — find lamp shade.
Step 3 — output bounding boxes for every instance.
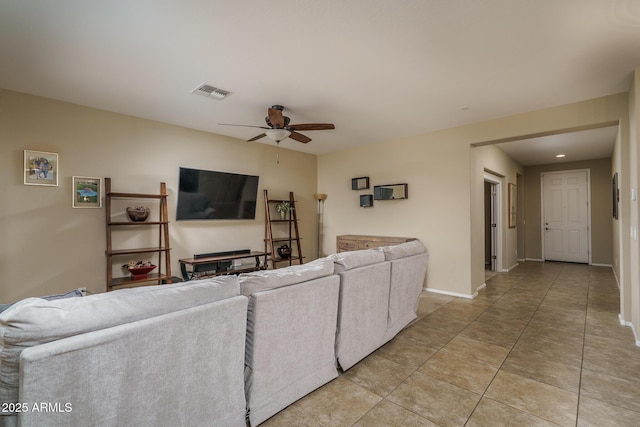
[265,128,291,142]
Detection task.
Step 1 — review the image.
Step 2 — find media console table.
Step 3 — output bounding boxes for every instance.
[336,235,416,253]
[179,249,268,281]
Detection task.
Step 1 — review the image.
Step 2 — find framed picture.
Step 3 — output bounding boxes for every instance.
[360,194,373,207]
[351,177,370,190]
[373,183,408,200]
[24,150,58,186]
[72,176,102,208]
[612,173,619,219]
[508,183,517,228]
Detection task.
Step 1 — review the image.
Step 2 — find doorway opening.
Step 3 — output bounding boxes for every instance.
[484,172,502,272]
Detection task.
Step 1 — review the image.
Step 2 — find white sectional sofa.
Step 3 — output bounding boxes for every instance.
[241,239,428,425]
[0,240,428,427]
[0,277,248,427]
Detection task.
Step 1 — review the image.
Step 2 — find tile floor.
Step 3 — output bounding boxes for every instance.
[260,262,640,426]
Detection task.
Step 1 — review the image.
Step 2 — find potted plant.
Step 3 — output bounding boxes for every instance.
[275,201,293,220]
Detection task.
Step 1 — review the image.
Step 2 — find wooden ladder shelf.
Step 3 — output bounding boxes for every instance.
[264,190,304,268]
[105,178,172,291]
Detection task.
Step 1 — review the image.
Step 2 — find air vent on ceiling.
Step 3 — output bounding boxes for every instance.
[191,83,232,100]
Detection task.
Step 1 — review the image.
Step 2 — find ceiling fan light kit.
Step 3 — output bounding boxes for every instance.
[219,105,335,144]
[265,128,291,142]
[219,105,335,163]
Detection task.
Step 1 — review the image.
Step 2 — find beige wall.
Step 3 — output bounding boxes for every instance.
[0,90,318,301]
[4,84,638,341]
[522,159,613,265]
[319,92,629,299]
[630,70,640,339]
[318,135,473,296]
[471,144,524,280]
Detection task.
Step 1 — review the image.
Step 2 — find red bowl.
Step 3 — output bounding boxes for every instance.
[127,265,156,279]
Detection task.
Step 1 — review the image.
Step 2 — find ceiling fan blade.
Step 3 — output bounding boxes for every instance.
[288,123,335,131]
[268,107,285,128]
[288,131,311,144]
[218,123,270,129]
[247,133,266,142]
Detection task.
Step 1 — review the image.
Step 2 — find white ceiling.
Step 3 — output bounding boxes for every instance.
[496,125,619,166]
[1,1,638,162]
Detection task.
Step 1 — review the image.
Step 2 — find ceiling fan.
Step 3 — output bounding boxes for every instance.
[219,105,335,144]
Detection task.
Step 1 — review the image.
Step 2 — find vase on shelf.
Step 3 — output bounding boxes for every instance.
[277,244,292,259]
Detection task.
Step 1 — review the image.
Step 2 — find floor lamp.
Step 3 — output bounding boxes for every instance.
[314,193,327,258]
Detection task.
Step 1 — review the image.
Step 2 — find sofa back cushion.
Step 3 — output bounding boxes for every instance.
[380,240,426,260]
[329,249,385,273]
[244,275,340,425]
[239,257,334,296]
[0,288,85,314]
[0,276,240,410]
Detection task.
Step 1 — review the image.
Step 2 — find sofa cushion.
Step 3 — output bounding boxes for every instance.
[329,249,385,273]
[0,288,84,314]
[0,276,239,410]
[244,275,340,425]
[380,240,426,260]
[239,257,334,296]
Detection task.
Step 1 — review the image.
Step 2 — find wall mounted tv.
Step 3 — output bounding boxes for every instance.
[176,167,259,220]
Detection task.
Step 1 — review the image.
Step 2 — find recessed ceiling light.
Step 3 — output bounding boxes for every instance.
[460,106,470,110]
[556,154,566,158]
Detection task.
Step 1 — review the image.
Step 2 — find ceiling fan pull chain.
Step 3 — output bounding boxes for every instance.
[277,141,280,164]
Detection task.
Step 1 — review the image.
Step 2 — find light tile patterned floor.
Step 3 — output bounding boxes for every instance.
[260,262,640,426]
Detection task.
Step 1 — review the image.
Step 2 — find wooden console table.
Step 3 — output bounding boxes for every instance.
[179,250,268,281]
[336,235,416,253]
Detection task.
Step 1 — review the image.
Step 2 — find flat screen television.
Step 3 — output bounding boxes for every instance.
[176,167,259,220]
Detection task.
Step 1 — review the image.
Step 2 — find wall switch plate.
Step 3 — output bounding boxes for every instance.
[632,188,637,201]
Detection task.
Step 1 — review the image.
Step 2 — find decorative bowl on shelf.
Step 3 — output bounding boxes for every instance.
[277,244,292,259]
[126,206,150,222]
[125,264,156,280]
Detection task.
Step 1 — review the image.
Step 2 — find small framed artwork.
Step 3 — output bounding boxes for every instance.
[72,176,102,208]
[508,183,517,228]
[24,150,58,186]
[360,194,373,207]
[351,177,370,190]
[373,183,408,200]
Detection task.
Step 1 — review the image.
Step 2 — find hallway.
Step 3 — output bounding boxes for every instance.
[262,262,640,426]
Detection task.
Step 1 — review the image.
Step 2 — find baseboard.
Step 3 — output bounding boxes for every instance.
[517,258,526,263]
[502,262,519,272]
[590,263,613,268]
[425,287,477,299]
[618,314,640,347]
[476,283,487,292]
[525,258,544,262]
[613,268,620,289]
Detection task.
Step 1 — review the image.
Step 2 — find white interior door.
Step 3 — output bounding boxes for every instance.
[542,170,589,263]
